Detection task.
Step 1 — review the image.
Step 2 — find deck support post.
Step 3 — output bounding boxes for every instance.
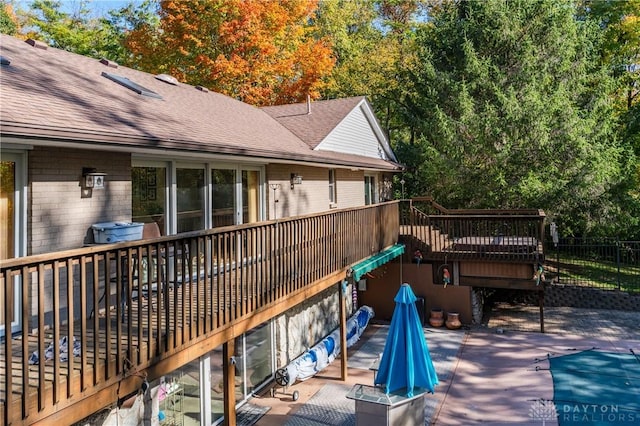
[339,281,348,381]
[223,339,237,426]
[538,289,545,333]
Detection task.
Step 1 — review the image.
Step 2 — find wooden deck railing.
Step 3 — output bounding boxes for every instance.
[1,202,400,425]
[402,198,546,262]
[1,198,545,424]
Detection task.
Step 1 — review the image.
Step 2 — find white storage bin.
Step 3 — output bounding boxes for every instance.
[92,221,144,243]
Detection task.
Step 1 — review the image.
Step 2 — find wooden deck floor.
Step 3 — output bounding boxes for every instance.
[1,254,332,426]
[1,277,242,424]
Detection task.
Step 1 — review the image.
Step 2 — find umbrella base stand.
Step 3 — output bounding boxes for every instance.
[346,384,427,426]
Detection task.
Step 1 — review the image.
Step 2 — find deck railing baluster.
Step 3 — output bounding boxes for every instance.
[0,201,548,424]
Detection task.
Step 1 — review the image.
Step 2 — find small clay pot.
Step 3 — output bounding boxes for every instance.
[429,309,444,328]
[445,312,462,330]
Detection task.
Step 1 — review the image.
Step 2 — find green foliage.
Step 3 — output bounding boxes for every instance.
[586,0,640,111]
[0,2,20,35]
[400,0,631,237]
[314,0,384,98]
[19,0,157,63]
[581,0,640,239]
[23,0,97,55]
[98,1,160,65]
[315,0,428,156]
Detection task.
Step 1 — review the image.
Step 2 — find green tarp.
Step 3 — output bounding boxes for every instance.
[350,244,405,282]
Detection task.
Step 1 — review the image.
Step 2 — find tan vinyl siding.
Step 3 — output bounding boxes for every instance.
[266,164,366,218]
[29,147,132,254]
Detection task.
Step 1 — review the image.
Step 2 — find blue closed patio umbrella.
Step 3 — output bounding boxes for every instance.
[374,283,438,397]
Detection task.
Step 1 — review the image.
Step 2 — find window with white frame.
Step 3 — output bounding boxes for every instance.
[132,161,264,235]
[364,175,376,205]
[1,151,26,337]
[328,169,337,204]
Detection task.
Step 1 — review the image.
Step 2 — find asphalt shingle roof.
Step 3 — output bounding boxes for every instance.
[0,35,401,171]
[261,96,365,149]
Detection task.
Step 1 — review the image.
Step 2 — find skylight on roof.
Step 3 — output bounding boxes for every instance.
[101,72,162,99]
[155,73,178,85]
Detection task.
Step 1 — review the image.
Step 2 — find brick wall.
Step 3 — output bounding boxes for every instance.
[29,147,131,254]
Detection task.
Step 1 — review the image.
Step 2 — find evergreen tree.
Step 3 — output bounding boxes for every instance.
[401,0,626,235]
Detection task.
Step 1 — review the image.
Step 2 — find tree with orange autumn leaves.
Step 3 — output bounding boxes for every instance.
[124,0,334,106]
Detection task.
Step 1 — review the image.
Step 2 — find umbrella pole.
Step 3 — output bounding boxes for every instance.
[399,248,403,284]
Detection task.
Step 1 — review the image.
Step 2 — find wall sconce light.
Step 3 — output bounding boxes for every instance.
[290,173,303,189]
[82,167,107,189]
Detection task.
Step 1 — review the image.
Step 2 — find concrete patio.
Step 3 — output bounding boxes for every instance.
[249,305,640,425]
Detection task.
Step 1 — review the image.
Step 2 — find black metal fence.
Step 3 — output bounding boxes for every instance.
[544,237,640,293]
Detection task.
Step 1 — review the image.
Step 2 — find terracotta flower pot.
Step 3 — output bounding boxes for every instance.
[429,309,444,328]
[445,312,462,330]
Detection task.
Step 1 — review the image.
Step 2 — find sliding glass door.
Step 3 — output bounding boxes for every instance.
[364,175,377,205]
[131,161,270,424]
[132,166,167,233]
[210,321,274,425]
[1,160,16,260]
[1,152,25,337]
[133,162,263,233]
[211,169,236,227]
[177,166,206,233]
[211,167,263,227]
[242,170,260,224]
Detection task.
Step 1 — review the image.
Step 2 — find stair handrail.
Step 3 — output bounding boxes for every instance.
[406,198,547,258]
[409,197,448,215]
[409,197,544,216]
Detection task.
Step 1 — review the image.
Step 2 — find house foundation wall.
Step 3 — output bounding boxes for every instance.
[274,282,355,367]
[357,258,473,326]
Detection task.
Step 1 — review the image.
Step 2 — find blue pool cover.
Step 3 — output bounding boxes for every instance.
[549,349,640,425]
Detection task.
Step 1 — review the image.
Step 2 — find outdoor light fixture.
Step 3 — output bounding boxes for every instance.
[82,167,107,189]
[290,173,303,189]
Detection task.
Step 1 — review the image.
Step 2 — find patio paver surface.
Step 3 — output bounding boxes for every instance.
[252,306,640,426]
